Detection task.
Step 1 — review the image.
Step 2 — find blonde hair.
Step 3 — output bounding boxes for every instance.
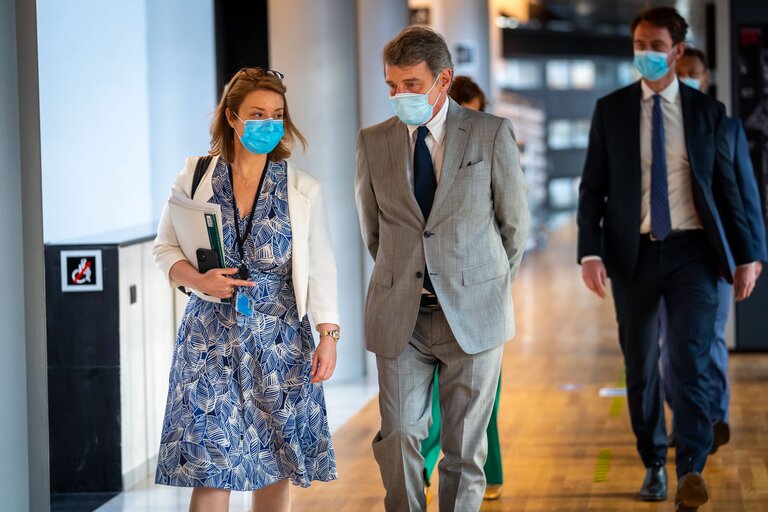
[210,68,306,162]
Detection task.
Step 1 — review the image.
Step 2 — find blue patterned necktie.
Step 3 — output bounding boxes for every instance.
[414,125,436,294]
[650,94,672,240]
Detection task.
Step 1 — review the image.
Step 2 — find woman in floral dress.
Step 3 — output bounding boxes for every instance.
[153,68,340,512]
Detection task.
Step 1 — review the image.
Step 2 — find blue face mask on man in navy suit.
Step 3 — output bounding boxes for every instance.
[633,50,673,81]
[679,77,701,90]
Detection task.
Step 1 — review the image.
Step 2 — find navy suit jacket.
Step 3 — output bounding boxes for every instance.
[724,117,768,263]
[577,80,759,283]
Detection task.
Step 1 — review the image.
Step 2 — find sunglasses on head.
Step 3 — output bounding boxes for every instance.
[233,68,285,84]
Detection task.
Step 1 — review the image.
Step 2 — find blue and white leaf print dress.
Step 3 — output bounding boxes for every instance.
[156,159,337,490]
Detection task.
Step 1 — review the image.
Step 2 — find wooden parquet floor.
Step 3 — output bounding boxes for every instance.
[292,222,768,511]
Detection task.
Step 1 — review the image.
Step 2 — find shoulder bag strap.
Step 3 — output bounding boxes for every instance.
[190,155,214,199]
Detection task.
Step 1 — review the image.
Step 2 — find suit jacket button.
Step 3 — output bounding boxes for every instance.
[423,231,432,238]
[415,271,423,279]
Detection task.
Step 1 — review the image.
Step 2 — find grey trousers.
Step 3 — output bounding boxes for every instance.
[372,307,504,512]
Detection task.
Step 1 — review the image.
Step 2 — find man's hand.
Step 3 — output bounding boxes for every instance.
[582,259,608,299]
[733,263,758,301]
[755,261,763,280]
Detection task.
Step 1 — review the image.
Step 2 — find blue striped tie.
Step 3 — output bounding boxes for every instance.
[650,94,672,240]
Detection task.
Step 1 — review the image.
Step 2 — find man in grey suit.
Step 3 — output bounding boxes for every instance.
[355,26,530,511]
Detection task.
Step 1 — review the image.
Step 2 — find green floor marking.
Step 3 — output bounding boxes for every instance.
[593,448,612,482]
[609,369,626,417]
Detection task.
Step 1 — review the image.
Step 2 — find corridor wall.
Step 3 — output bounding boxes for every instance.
[37,0,217,242]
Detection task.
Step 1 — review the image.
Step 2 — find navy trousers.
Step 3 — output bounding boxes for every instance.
[660,278,732,425]
[610,231,719,477]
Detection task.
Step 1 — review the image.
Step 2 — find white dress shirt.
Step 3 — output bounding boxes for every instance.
[406,95,450,188]
[639,78,702,234]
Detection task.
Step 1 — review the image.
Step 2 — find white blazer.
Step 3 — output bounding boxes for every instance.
[152,156,339,327]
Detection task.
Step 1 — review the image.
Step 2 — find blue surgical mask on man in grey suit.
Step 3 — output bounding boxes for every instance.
[389,74,442,125]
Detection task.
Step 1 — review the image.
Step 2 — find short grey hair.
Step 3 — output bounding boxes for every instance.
[382,26,454,78]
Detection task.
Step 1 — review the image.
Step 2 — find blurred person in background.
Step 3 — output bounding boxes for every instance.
[658,47,766,454]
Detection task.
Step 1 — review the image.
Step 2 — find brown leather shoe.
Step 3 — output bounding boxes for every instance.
[710,420,730,454]
[675,472,709,511]
[484,484,502,500]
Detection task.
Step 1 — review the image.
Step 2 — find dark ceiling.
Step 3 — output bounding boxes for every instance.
[505,0,684,32]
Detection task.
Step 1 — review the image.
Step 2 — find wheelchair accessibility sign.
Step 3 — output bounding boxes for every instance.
[61,249,103,292]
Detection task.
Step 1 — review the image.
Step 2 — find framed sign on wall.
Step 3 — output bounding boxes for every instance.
[60,249,103,292]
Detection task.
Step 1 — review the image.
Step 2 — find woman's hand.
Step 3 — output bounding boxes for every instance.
[171,261,255,299]
[197,268,255,299]
[310,337,337,383]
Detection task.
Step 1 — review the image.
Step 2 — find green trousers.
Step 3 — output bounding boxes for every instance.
[420,367,503,486]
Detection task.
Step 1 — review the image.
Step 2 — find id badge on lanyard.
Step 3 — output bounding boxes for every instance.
[235,292,253,326]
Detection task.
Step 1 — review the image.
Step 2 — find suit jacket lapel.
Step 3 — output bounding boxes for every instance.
[627,82,642,211]
[387,118,425,223]
[430,100,469,220]
[679,82,701,182]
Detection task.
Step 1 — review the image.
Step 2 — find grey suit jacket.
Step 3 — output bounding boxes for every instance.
[355,99,530,358]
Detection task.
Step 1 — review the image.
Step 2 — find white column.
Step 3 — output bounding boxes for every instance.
[269,0,365,382]
[357,0,409,128]
[713,0,735,348]
[356,0,409,378]
[1,0,49,509]
[713,0,732,113]
[433,0,491,97]
[0,2,31,509]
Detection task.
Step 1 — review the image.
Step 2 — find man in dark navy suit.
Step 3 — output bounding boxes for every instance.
[659,47,767,453]
[577,7,761,512]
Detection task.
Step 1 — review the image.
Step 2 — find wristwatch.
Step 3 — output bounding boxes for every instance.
[319,329,341,341]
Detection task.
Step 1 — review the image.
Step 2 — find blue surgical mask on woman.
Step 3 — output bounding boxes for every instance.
[389,75,442,126]
[633,50,672,82]
[234,113,284,154]
[680,77,702,90]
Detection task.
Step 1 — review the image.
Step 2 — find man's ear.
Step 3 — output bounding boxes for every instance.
[674,42,686,60]
[441,68,453,91]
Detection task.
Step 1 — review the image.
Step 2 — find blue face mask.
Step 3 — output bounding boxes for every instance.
[680,77,702,90]
[633,50,672,82]
[389,75,442,126]
[234,113,284,155]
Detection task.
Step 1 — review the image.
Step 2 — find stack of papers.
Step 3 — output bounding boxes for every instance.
[168,190,228,303]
